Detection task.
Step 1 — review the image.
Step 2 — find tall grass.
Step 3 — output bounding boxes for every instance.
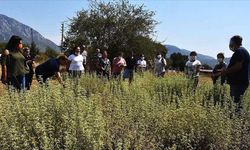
[0,72,249,149]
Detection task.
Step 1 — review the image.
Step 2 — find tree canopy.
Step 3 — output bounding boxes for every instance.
[66,0,166,59]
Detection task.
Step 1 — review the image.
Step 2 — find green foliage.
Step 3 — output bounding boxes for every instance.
[45,47,59,58]
[0,73,249,149]
[170,52,188,71]
[66,0,165,59]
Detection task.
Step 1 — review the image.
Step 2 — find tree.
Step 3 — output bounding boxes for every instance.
[30,41,40,57]
[66,0,161,59]
[45,47,58,58]
[170,53,188,71]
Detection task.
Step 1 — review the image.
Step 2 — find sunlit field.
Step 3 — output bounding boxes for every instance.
[0,72,249,149]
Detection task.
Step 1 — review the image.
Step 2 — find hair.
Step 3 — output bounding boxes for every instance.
[230,35,243,46]
[190,51,197,56]
[217,53,225,59]
[57,55,68,62]
[5,35,22,52]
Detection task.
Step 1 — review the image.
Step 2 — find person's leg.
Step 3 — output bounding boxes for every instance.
[128,70,134,84]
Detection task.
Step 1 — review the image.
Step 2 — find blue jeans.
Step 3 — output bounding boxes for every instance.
[10,75,26,90]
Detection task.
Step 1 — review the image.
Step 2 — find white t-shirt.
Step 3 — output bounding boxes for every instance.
[185,60,201,77]
[137,59,147,68]
[68,54,84,71]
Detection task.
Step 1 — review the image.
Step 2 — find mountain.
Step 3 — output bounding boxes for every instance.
[165,45,219,67]
[0,14,59,51]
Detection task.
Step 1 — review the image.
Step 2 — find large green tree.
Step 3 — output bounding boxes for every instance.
[170,53,188,71]
[66,0,166,59]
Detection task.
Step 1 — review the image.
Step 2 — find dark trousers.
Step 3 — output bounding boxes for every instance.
[25,73,34,90]
[230,84,249,103]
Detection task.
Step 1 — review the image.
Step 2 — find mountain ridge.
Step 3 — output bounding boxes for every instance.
[0,14,59,51]
[165,45,230,67]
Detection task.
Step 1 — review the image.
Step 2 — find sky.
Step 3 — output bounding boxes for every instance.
[0,0,250,58]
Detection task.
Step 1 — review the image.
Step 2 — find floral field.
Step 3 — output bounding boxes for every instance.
[0,72,249,149]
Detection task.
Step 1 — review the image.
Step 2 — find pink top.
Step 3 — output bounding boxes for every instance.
[112,57,126,73]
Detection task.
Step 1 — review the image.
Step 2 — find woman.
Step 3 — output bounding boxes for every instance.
[154,52,167,77]
[68,46,84,77]
[3,35,29,90]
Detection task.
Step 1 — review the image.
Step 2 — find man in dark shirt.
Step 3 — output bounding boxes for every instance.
[123,52,137,84]
[212,53,227,85]
[35,55,68,87]
[221,35,250,106]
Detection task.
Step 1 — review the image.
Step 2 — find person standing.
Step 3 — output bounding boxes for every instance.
[185,51,201,88]
[3,35,29,90]
[1,49,10,85]
[123,52,137,84]
[81,45,88,73]
[35,55,68,87]
[99,50,111,79]
[112,52,126,79]
[154,52,167,77]
[68,46,84,78]
[221,35,250,106]
[23,47,35,90]
[137,54,147,74]
[211,53,227,85]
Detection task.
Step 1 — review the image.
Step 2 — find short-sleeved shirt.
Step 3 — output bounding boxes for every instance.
[227,47,250,85]
[154,58,167,74]
[125,57,137,70]
[100,58,111,72]
[213,62,227,85]
[9,52,29,77]
[185,60,201,78]
[112,57,126,73]
[68,54,84,71]
[35,58,60,79]
[82,50,87,64]
[137,59,147,68]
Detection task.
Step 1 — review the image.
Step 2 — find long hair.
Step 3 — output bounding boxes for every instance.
[5,35,22,52]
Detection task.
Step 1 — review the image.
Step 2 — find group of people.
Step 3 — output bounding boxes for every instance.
[184,35,249,110]
[0,35,249,110]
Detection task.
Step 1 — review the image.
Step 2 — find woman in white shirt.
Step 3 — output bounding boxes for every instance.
[68,46,84,77]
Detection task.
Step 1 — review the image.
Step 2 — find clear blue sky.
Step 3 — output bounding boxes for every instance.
[0,0,250,58]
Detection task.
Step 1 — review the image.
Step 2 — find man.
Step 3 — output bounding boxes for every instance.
[35,55,68,87]
[221,35,250,106]
[185,51,201,88]
[23,47,35,90]
[123,51,137,84]
[212,53,227,85]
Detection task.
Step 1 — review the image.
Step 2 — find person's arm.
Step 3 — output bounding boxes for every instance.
[55,72,65,87]
[221,61,243,76]
[1,65,7,84]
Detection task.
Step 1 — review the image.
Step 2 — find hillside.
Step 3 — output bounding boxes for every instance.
[0,14,59,51]
[166,45,219,67]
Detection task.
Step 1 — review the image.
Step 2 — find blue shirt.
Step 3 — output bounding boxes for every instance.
[227,47,250,85]
[35,58,60,79]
